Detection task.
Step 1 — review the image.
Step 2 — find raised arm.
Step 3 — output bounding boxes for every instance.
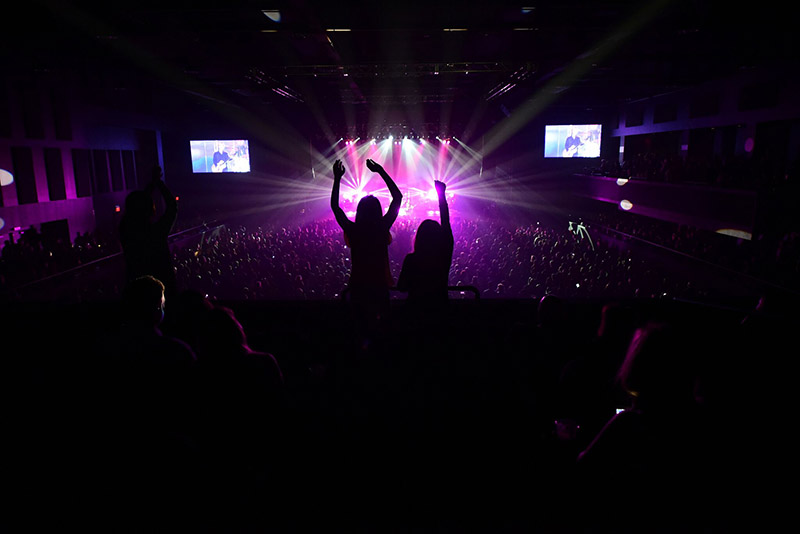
[330,160,350,229]
[150,166,178,234]
[435,180,454,264]
[366,159,402,226]
[434,180,451,235]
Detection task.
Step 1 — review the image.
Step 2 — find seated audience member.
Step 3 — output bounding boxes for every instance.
[109,275,197,428]
[99,275,198,523]
[161,288,214,350]
[192,304,285,512]
[556,301,638,448]
[574,321,717,528]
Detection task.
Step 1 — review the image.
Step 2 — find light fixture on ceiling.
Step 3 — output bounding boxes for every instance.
[261,10,281,23]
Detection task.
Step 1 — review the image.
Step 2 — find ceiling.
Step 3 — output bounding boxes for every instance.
[4,1,796,139]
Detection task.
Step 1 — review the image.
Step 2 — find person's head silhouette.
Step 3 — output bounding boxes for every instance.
[121,275,166,326]
[413,219,443,256]
[199,305,251,357]
[355,195,383,226]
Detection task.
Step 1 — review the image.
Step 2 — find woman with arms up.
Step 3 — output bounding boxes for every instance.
[331,158,403,340]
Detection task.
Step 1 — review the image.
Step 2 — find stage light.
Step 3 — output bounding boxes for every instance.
[620,199,633,211]
[262,10,281,22]
[0,169,13,186]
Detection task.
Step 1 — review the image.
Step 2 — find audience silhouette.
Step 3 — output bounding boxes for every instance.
[190,303,286,523]
[98,274,199,525]
[119,165,179,303]
[330,158,402,344]
[574,320,716,529]
[397,179,454,314]
[556,301,638,448]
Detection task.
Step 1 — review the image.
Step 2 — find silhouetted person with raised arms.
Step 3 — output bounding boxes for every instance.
[331,158,402,343]
[119,165,178,302]
[397,179,454,313]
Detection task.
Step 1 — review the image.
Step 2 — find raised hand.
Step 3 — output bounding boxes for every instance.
[434,180,446,197]
[333,160,345,180]
[151,165,164,183]
[366,159,384,173]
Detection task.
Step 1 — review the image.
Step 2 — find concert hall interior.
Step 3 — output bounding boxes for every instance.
[1,1,797,530]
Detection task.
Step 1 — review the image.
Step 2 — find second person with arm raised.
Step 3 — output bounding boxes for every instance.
[396,179,454,311]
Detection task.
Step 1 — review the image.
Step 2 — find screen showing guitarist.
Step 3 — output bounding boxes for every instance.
[212,142,231,172]
[563,126,582,158]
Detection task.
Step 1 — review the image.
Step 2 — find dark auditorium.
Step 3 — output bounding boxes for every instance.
[1,1,797,531]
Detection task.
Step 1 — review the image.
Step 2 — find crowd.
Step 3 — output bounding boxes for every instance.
[6,207,792,307]
[0,226,118,291]
[7,252,771,530]
[169,215,707,303]
[5,161,791,531]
